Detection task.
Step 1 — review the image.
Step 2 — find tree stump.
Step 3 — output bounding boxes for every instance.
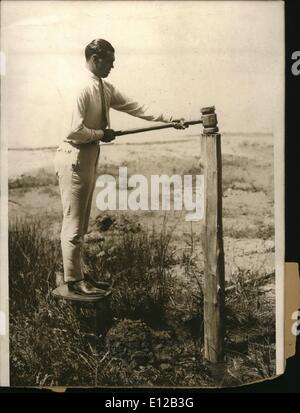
[52,284,112,337]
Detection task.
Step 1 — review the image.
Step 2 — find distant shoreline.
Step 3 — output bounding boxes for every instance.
[8,132,273,151]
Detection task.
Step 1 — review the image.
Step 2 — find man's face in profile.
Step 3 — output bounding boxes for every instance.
[95,51,115,78]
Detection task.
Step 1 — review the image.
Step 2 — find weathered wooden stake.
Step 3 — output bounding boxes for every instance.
[200,107,225,364]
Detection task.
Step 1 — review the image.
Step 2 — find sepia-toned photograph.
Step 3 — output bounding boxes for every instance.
[1,0,284,388]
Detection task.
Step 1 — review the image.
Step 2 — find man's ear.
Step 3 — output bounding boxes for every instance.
[91,54,100,64]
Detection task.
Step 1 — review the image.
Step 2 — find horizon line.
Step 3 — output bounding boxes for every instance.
[7,131,274,151]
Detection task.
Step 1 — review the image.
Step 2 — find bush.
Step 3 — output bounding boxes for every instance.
[9,168,57,190]
[84,217,175,326]
[106,319,155,367]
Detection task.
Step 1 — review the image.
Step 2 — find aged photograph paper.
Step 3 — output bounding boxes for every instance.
[0,1,284,387]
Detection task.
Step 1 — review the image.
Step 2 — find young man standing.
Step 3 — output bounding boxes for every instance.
[55,39,187,295]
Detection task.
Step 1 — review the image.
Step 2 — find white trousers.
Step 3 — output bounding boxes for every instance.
[54,141,100,282]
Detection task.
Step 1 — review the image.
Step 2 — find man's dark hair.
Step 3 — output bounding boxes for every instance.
[85,39,115,61]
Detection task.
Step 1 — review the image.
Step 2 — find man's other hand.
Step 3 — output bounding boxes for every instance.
[173,119,188,130]
[101,129,116,142]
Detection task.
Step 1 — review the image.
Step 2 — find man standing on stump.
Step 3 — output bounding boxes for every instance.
[54,38,187,296]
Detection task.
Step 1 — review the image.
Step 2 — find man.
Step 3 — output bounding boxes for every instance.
[54,39,187,295]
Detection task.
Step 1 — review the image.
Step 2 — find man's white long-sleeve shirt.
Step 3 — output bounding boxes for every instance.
[65,70,174,144]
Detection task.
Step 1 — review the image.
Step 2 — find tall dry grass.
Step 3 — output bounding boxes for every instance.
[9,217,275,387]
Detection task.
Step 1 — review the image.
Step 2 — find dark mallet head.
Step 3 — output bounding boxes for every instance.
[200,106,219,134]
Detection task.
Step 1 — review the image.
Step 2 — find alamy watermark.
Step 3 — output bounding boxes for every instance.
[291,310,300,336]
[95,167,204,221]
[291,51,300,76]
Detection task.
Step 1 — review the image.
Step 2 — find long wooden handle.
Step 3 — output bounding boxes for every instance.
[114,119,203,137]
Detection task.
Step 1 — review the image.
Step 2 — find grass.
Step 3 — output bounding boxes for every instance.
[9,217,275,387]
[9,168,58,190]
[224,221,275,240]
[84,216,175,326]
[9,219,61,313]
[222,155,274,198]
[8,136,275,386]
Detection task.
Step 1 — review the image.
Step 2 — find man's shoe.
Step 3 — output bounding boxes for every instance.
[85,274,113,290]
[68,280,110,296]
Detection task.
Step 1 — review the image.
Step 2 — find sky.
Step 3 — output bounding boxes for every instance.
[1,1,284,148]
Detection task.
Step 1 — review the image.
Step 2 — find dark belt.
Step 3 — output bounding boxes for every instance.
[63,140,99,149]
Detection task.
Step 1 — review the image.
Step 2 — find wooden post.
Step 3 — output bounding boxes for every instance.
[200,107,225,364]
